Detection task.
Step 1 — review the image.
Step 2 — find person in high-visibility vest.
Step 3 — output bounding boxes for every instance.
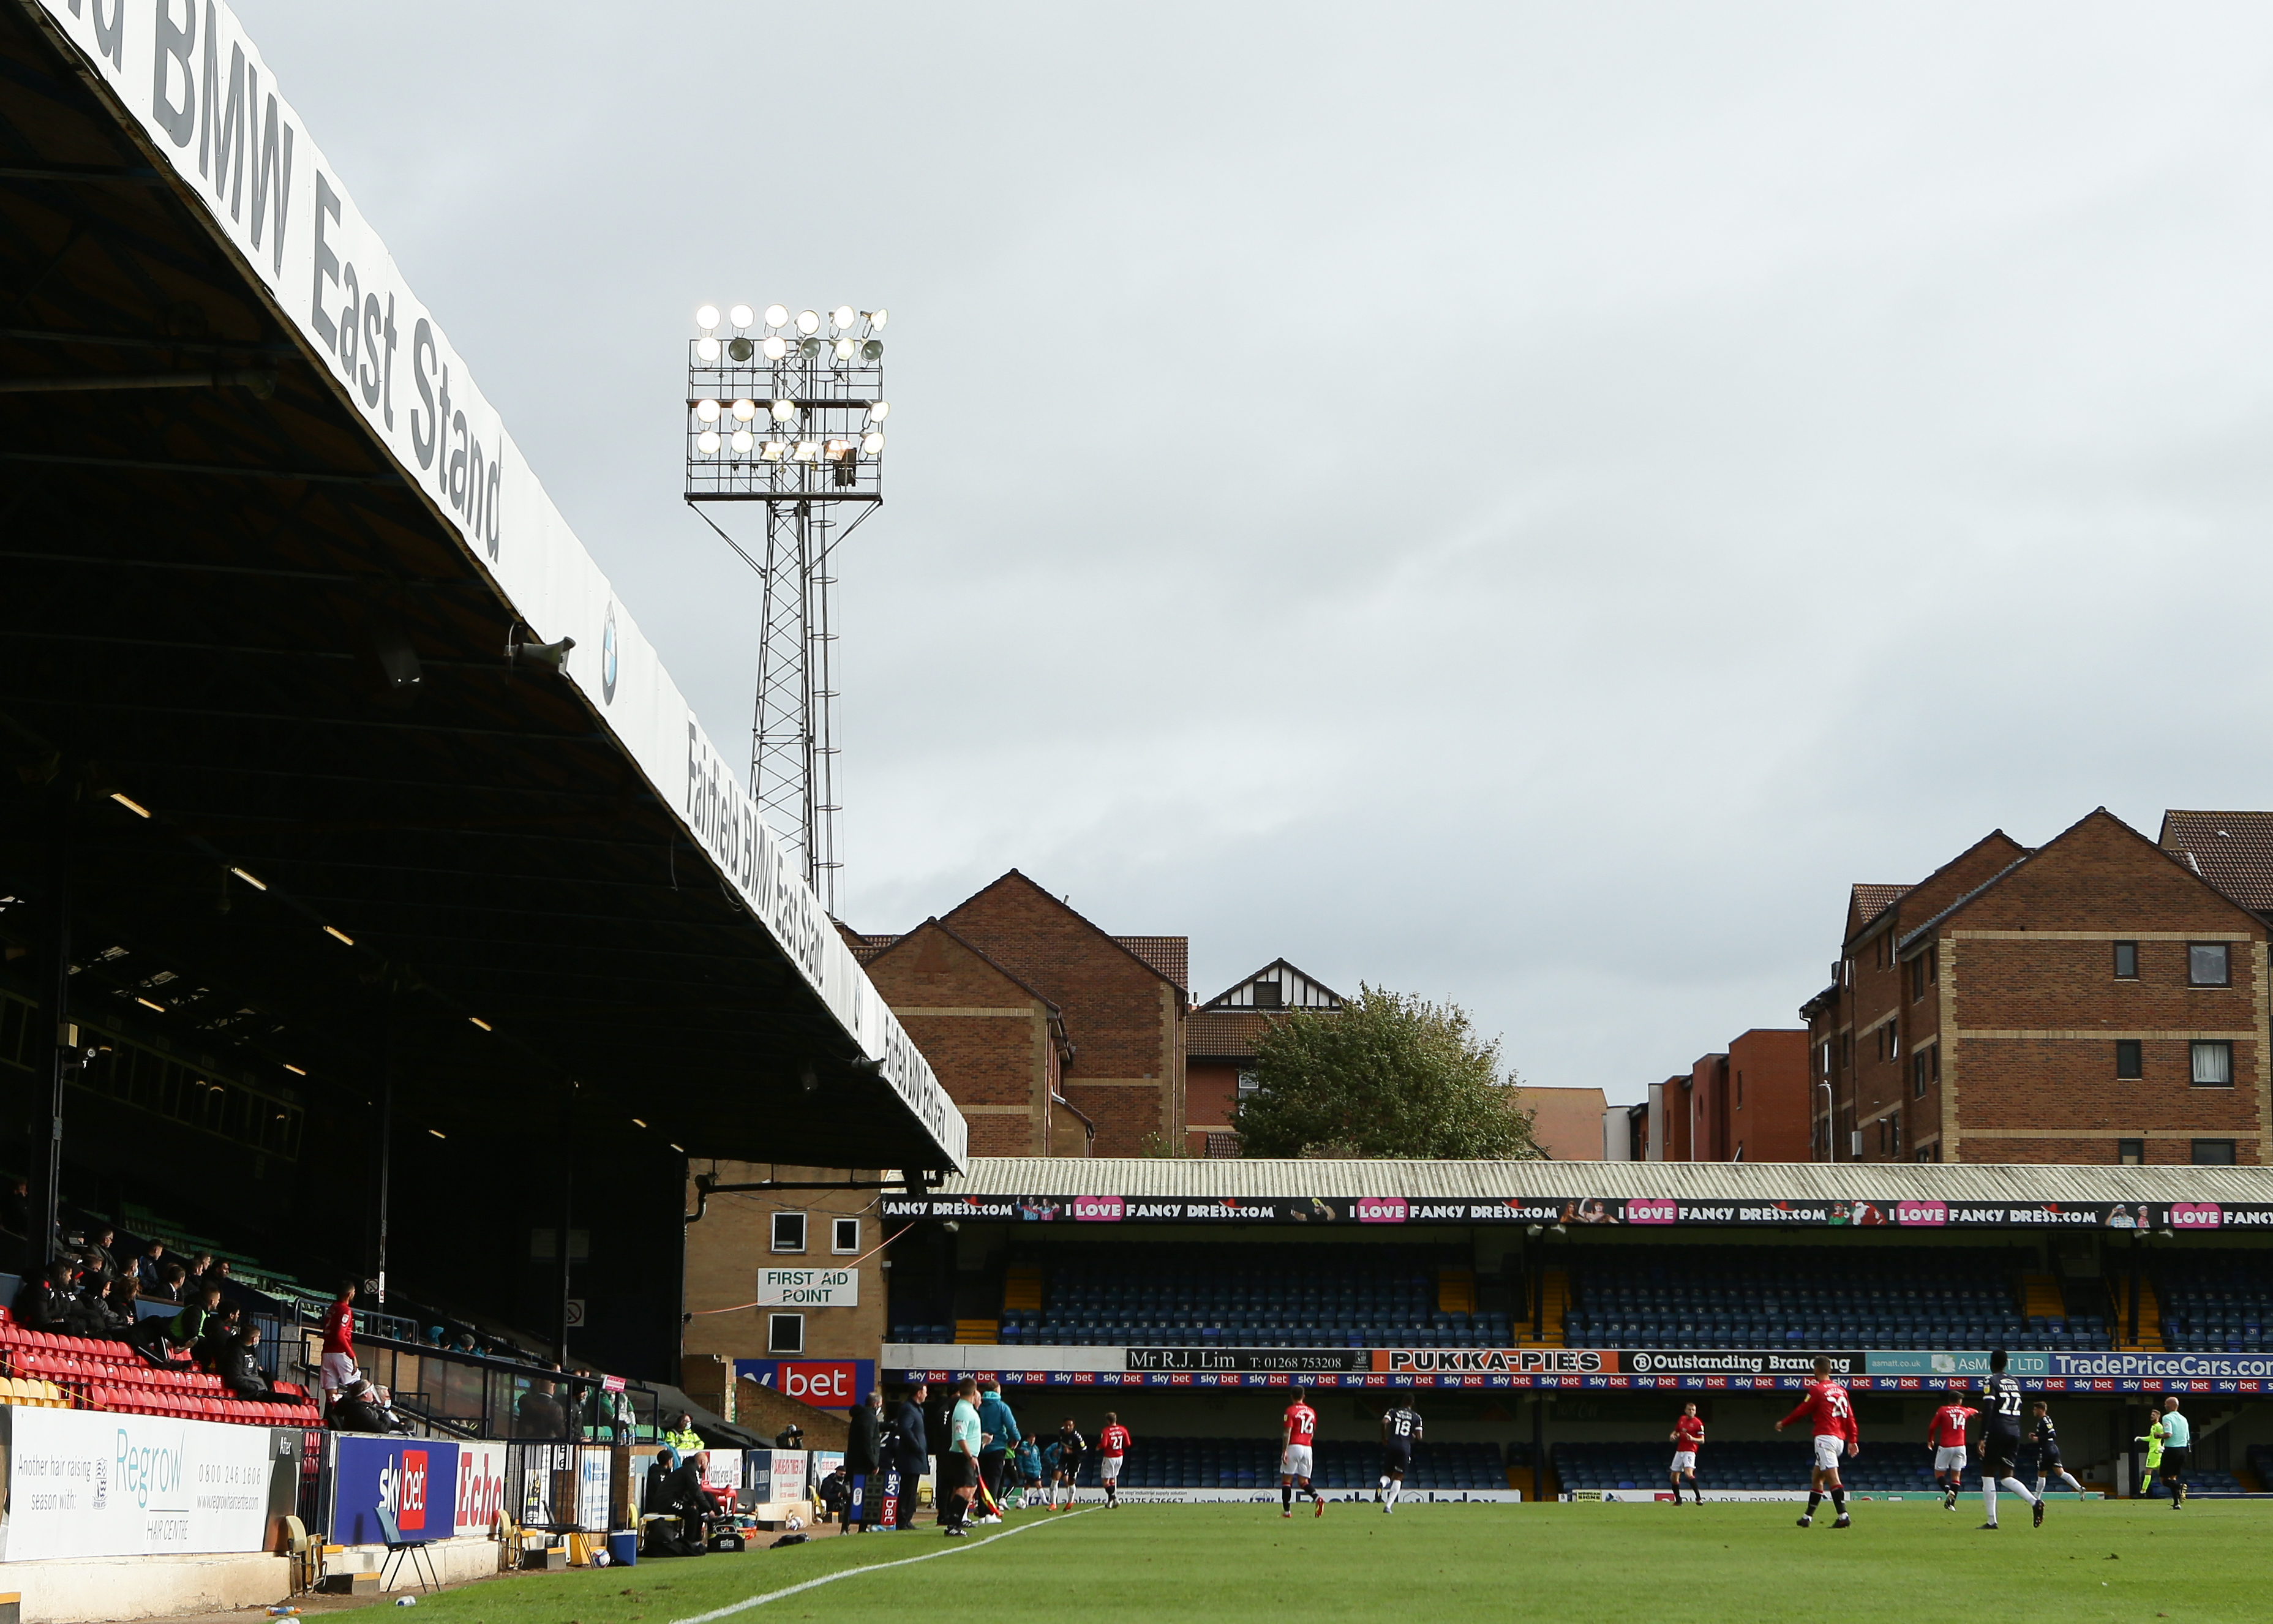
[664,1412,705,1453]
[2134,1408,2165,1497]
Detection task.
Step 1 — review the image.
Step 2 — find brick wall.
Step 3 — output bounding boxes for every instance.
[682,1162,888,1370]
[942,874,1184,1156]
[866,922,1058,1156]
[1726,1029,1811,1162]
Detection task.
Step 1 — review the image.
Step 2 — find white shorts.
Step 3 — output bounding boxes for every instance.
[320,1352,357,1391]
[1670,1451,1697,1473]
[1934,1446,1969,1473]
[1100,1454,1123,1482]
[1280,1445,1314,1479]
[1813,1435,1845,1472]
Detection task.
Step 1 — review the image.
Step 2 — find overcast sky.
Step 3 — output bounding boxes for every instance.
[231,3,2273,1109]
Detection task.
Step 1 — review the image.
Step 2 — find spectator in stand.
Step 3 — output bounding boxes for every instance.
[516,1378,566,1438]
[331,1375,406,1434]
[319,1280,357,1404]
[62,1259,112,1338]
[144,1261,187,1306]
[12,1255,77,1333]
[99,1276,140,1335]
[424,1325,447,1347]
[1,1177,26,1239]
[184,1251,214,1291]
[134,1238,167,1294]
[222,1324,272,1399]
[663,1412,705,1453]
[452,1331,479,1354]
[891,1382,930,1532]
[193,1301,242,1371]
[75,1227,121,1285]
[167,1283,223,1355]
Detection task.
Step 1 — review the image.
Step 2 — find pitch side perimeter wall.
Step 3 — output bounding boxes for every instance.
[21,0,962,1168]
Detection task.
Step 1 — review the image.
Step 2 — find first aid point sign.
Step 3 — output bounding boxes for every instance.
[757,1268,858,1307]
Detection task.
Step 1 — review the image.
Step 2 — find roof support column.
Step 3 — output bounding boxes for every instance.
[26,777,73,1274]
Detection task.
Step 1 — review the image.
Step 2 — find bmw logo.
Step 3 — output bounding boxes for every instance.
[601,603,618,704]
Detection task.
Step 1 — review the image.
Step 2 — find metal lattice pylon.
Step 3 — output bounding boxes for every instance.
[748,500,842,914]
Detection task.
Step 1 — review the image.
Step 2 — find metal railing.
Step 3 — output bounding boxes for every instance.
[306,1327,662,1443]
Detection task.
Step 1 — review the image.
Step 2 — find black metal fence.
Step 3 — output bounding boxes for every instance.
[309,1327,663,1443]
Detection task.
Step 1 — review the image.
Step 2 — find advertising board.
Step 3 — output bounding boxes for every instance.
[757,1268,857,1308]
[454,1442,507,1535]
[0,1407,274,1561]
[735,1358,874,1411]
[332,1436,459,1546]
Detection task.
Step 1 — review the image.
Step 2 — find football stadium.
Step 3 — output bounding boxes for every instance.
[3,2,2273,1623]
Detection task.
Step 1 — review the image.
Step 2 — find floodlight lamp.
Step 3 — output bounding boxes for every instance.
[695,398,721,423]
[727,336,755,362]
[696,336,721,362]
[868,400,891,422]
[696,429,721,454]
[695,304,719,331]
[796,309,821,335]
[761,440,787,462]
[798,337,822,359]
[762,334,787,360]
[860,339,884,361]
[862,431,885,454]
[832,305,855,329]
[826,439,852,457]
[731,398,757,421]
[868,308,888,329]
[764,304,789,328]
[834,337,855,361]
[770,398,799,422]
[794,440,819,461]
[729,304,754,329]
[730,428,754,453]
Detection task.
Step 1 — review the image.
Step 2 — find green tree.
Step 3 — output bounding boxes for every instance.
[1231,984,1544,1160]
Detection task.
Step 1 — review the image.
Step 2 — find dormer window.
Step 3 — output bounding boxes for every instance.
[1253,980,1283,1009]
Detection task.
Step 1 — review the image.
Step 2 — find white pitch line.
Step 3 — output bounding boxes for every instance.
[669,1509,1099,1624]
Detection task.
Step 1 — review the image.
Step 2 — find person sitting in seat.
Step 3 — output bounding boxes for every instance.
[141,1260,187,1306]
[11,1256,78,1333]
[74,1227,121,1285]
[63,1260,113,1339]
[99,1276,140,1335]
[194,1301,242,1372]
[330,1375,407,1434]
[664,1412,705,1453]
[133,1238,167,1294]
[647,1449,719,1551]
[167,1284,223,1355]
[222,1324,272,1400]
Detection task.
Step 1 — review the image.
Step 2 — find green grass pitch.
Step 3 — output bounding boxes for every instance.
[365,1500,2270,1624]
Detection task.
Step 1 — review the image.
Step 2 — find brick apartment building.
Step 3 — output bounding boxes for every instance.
[1184,959,1343,1154]
[1625,1031,1809,1162]
[1803,808,2273,1166]
[847,871,1188,1158]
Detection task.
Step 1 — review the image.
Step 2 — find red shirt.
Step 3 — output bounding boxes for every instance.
[1100,1424,1130,1457]
[1779,1380,1858,1443]
[1674,1416,1704,1454]
[1929,1404,1977,1449]
[1283,1403,1317,1445]
[321,1299,355,1358]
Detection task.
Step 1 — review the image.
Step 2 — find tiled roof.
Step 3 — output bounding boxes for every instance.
[1850,884,1910,928]
[1114,936,1189,993]
[917,1157,2273,1203]
[2160,810,2273,912]
[1187,1009,1275,1061]
[848,932,897,964]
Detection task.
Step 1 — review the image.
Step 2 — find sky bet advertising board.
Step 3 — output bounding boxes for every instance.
[737,1358,874,1412]
[882,1194,2273,1231]
[331,1437,457,1546]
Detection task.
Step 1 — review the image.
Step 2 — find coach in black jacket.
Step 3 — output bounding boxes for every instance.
[891,1383,929,1531]
[847,1389,884,1530]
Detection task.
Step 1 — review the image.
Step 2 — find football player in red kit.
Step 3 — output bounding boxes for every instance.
[1280,1387,1324,1519]
[1775,1355,1859,1528]
[1926,1385,1978,1511]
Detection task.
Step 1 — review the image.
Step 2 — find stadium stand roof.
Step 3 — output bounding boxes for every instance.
[0,2,962,1173]
[913,1157,2273,1205]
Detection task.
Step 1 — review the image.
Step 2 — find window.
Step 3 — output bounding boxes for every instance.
[2190,943,2231,987]
[2117,1138,2144,1165]
[1910,949,1936,1001]
[1235,1070,1260,1099]
[1888,1028,1898,1060]
[1912,1052,1928,1099]
[2190,1040,2233,1089]
[1736,1071,1745,1109]
[767,1313,805,1353]
[1916,1144,1937,1163]
[2192,1140,2237,1167]
[1878,1111,1901,1157]
[1252,979,1283,1009]
[2115,1039,2143,1080]
[2113,941,2138,979]
[832,1216,861,1255]
[770,1211,808,1254]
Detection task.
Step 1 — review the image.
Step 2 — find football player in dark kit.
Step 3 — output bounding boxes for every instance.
[2028,1402,2084,1497]
[1974,1350,2045,1530]
[1377,1400,1422,1513]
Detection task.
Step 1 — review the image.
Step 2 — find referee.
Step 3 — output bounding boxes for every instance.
[2157,1396,2192,1509]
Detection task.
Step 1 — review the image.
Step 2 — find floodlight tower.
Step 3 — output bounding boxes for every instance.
[683,301,889,916]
